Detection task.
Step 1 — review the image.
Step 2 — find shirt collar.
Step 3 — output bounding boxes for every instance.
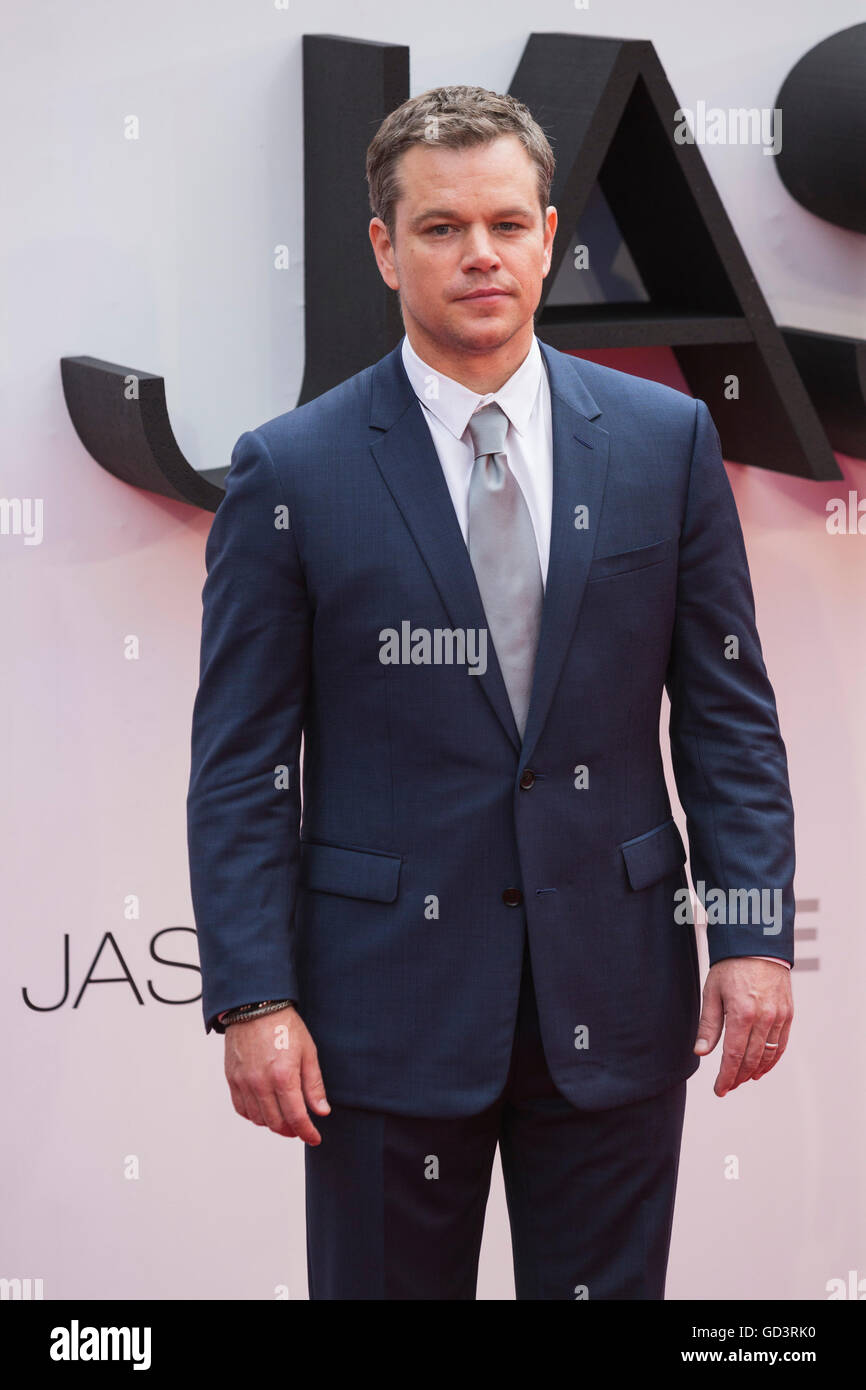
[400,332,544,442]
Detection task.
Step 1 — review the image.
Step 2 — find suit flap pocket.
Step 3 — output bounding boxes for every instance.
[619,818,686,891]
[299,840,402,902]
[588,537,675,582]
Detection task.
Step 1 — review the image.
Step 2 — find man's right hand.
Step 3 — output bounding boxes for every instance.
[224,1006,331,1144]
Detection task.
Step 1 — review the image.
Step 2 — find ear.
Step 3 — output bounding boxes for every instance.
[369,217,400,292]
[542,205,557,274]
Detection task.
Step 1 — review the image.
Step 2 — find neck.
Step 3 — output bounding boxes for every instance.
[404,322,534,394]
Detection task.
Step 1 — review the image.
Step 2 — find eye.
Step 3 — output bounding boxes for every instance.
[424,222,525,236]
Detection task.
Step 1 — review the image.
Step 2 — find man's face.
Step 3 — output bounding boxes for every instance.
[370,133,556,360]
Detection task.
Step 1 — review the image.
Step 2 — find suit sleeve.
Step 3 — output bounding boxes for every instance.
[186,429,311,1033]
[664,399,796,967]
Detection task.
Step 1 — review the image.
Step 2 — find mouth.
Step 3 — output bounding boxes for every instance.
[457,288,510,301]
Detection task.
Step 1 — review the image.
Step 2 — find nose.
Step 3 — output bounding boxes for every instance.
[461,225,501,271]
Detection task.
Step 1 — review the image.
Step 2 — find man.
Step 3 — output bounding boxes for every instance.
[187,86,795,1300]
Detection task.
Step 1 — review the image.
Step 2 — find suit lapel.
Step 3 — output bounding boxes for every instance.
[369,351,522,748]
[368,338,610,761]
[519,341,610,770]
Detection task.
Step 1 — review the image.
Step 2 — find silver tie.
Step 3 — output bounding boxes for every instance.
[466,402,543,740]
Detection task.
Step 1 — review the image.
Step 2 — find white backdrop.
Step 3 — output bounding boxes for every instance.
[2,0,864,1299]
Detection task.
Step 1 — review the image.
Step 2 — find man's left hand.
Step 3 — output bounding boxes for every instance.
[693,958,793,1096]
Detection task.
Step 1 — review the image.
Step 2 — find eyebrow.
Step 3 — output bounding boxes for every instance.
[409,206,535,230]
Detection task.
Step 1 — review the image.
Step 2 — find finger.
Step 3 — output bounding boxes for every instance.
[778,1010,793,1054]
[714,1015,753,1096]
[253,1087,298,1138]
[238,1084,268,1127]
[753,1009,793,1079]
[694,980,725,1056]
[751,1027,783,1080]
[227,1078,249,1120]
[276,1081,322,1146]
[300,1046,331,1117]
[731,1012,777,1087]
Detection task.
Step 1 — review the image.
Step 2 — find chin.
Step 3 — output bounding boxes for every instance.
[449,309,517,341]
[467,323,520,352]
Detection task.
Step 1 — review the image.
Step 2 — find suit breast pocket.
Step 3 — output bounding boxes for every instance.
[587,537,676,583]
[299,839,402,902]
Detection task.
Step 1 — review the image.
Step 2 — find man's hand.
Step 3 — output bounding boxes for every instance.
[224,1006,331,1143]
[693,958,793,1097]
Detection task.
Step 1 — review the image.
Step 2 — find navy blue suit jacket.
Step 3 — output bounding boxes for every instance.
[186,337,795,1115]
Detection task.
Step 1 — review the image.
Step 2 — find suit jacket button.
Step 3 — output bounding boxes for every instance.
[519,769,535,789]
[502,887,523,907]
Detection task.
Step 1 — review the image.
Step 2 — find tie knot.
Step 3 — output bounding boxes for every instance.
[467,401,509,460]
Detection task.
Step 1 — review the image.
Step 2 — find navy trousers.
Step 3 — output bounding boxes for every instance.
[304,941,687,1300]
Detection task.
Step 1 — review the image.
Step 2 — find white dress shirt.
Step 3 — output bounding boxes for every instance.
[399,332,791,974]
[401,331,553,587]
